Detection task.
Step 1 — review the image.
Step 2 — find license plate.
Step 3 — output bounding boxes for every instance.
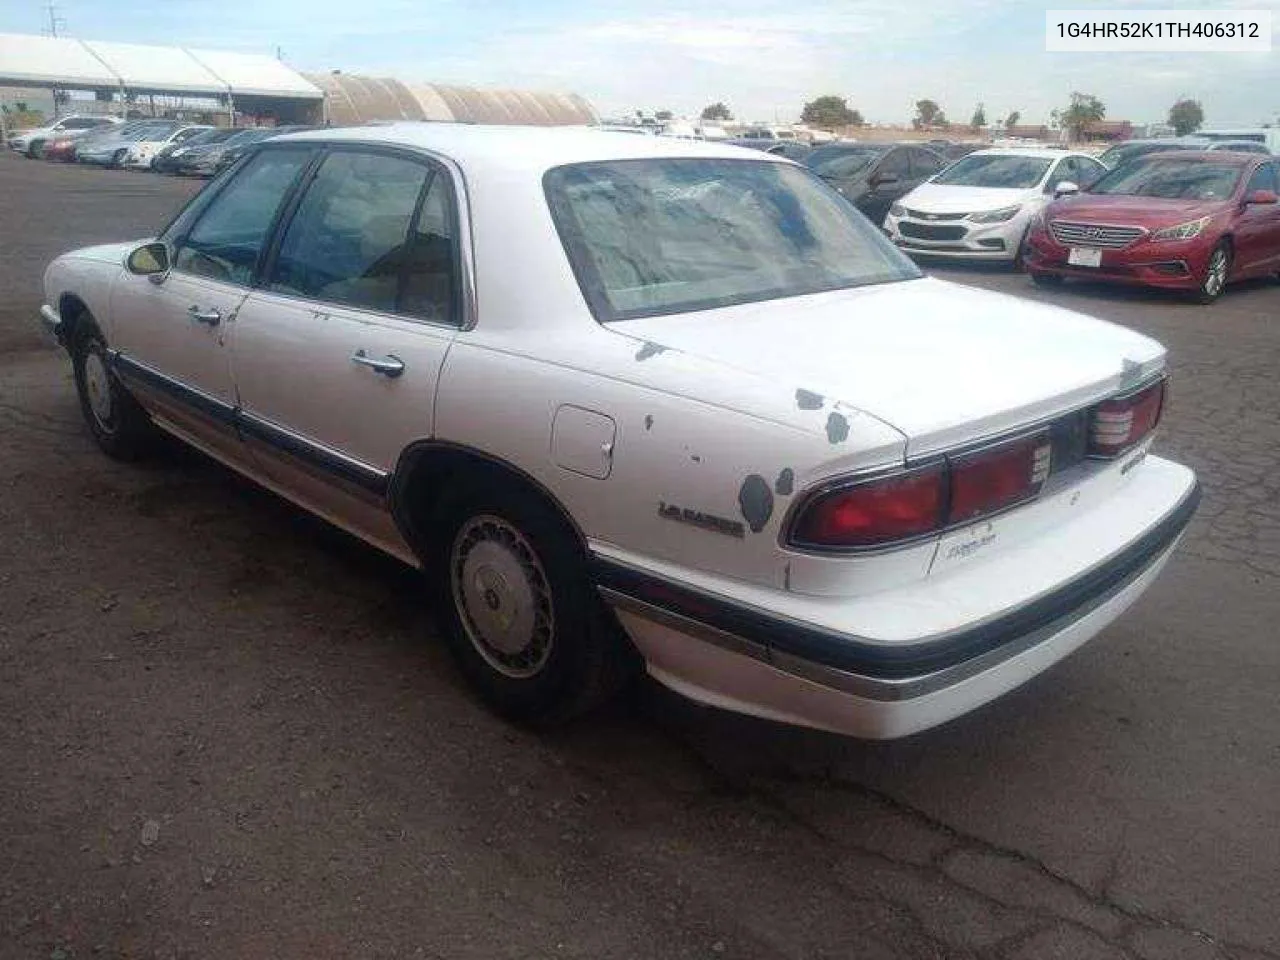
[1068,247,1103,268]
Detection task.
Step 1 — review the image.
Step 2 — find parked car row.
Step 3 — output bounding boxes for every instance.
[803,141,1280,304]
[9,115,312,177]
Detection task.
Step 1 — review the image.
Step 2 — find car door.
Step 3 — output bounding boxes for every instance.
[862,149,912,223]
[1233,161,1280,275]
[230,146,461,560]
[109,145,317,465]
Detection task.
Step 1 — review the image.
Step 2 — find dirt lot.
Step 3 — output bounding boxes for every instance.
[2,150,1278,960]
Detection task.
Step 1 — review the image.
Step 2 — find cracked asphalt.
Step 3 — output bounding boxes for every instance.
[1,151,1278,960]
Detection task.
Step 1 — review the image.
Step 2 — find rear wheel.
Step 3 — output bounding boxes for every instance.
[1196,241,1231,304]
[70,323,154,459]
[111,148,128,168]
[425,477,637,724]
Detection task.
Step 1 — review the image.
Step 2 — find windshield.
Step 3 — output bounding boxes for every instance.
[804,147,883,180]
[1088,158,1243,200]
[545,158,922,322]
[183,128,236,148]
[1098,142,1188,167]
[933,154,1053,188]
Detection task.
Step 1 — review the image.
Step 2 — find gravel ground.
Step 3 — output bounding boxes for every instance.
[1,150,1278,960]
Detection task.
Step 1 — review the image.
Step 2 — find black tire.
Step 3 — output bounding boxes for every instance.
[425,477,637,724]
[1195,241,1231,304]
[1031,271,1064,287]
[111,148,128,169]
[70,323,154,460]
[1012,227,1032,273]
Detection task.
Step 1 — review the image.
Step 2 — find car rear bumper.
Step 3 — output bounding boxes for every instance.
[595,456,1198,739]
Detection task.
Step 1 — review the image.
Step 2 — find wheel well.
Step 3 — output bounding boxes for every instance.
[389,444,587,561]
[58,294,95,345]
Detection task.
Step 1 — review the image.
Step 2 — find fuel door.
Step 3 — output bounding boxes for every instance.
[551,405,617,479]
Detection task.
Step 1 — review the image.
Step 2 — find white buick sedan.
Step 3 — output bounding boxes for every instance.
[39,125,1198,739]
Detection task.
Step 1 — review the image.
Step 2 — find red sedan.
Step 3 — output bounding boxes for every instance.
[1025,152,1280,303]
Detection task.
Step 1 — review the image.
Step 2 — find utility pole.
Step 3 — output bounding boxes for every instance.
[44,1,68,117]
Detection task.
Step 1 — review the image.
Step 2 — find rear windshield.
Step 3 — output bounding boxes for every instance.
[544,158,921,322]
[933,154,1053,188]
[804,146,884,179]
[1089,158,1243,200]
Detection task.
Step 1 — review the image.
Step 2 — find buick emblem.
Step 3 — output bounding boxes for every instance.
[1085,226,1104,238]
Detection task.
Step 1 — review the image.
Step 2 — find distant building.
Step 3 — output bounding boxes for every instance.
[1080,120,1133,142]
[1005,124,1054,140]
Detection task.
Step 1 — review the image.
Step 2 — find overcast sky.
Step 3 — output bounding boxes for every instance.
[4,0,1277,125]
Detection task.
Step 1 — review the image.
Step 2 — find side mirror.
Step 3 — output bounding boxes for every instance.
[1053,180,1080,198]
[1247,189,1278,205]
[872,172,900,188]
[125,241,170,283]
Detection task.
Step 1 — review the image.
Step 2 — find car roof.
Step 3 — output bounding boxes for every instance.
[1136,150,1258,166]
[965,147,1077,158]
[276,123,790,172]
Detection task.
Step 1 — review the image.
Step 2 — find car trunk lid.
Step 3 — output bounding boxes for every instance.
[612,276,1165,457]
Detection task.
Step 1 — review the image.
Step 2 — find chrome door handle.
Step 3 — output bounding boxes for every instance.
[351,349,405,378]
[187,305,221,326]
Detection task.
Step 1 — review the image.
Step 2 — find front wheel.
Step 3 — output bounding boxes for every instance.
[426,479,637,724]
[1195,242,1231,304]
[110,149,128,168]
[1030,271,1064,288]
[71,325,154,459]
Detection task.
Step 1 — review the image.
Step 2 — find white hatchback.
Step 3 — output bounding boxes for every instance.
[885,148,1108,265]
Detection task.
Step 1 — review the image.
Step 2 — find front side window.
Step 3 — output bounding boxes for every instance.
[936,154,1054,189]
[874,150,910,179]
[1089,158,1244,200]
[545,158,921,323]
[268,151,437,317]
[909,149,944,177]
[1244,162,1278,195]
[172,146,314,286]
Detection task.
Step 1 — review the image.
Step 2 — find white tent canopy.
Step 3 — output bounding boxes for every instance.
[0,33,322,100]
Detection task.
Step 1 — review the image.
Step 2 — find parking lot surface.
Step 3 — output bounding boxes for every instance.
[2,151,1278,960]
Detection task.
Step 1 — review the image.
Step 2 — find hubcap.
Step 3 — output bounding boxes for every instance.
[450,515,554,678]
[83,352,114,427]
[1205,250,1227,296]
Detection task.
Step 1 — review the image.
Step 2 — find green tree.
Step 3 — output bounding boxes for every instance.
[1054,92,1106,141]
[1004,110,1021,131]
[913,99,947,129]
[1167,98,1204,136]
[801,95,861,130]
[700,102,732,122]
[970,102,986,131]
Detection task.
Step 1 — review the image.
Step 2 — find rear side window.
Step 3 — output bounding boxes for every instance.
[267,150,457,321]
[172,147,314,286]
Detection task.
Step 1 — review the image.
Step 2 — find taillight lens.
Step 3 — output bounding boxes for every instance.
[1089,379,1164,457]
[790,464,945,548]
[789,379,1166,550]
[949,433,1051,523]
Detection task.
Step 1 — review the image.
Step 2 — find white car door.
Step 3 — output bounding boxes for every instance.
[230,147,461,560]
[109,145,318,465]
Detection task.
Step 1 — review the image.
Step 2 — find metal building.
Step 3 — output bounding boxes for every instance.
[305,72,597,127]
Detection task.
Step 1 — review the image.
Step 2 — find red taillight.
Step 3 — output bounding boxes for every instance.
[1090,379,1164,457]
[950,434,1051,523]
[791,464,945,548]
